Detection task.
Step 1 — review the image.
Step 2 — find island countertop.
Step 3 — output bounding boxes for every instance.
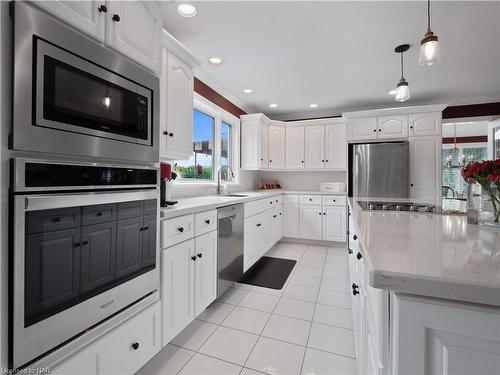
[348,197,500,307]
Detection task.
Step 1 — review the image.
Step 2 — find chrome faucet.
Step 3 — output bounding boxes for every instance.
[217,165,235,195]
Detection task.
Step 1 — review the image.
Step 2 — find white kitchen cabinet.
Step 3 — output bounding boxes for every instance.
[161,239,195,345]
[160,50,194,160]
[194,231,217,317]
[305,125,325,169]
[322,206,346,242]
[299,206,322,240]
[410,136,441,204]
[34,1,106,41]
[325,123,347,170]
[409,112,442,137]
[286,126,305,169]
[283,205,299,238]
[241,115,269,169]
[270,206,283,246]
[53,301,161,375]
[105,1,162,74]
[347,117,377,140]
[377,115,408,139]
[392,293,500,375]
[268,126,286,169]
[244,212,266,271]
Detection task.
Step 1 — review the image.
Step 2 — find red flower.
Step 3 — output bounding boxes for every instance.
[487,173,500,183]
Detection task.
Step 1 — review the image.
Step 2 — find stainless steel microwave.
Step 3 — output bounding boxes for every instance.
[11,2,159,163]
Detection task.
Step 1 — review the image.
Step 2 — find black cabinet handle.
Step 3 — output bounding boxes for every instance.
[98,4,107,13]
[326,160,329,162]
[319,212,322,215]
[270,201,273,204]
[191,256,197,261]
[322,160,325,162]
[269,160,272,162]
[197,253,202,258]
[353,234,357,240]
[357,252,362,260]
[52,217,61,223]
[276,200,278,203]
[410,183,414,187]
[163,131,168,135]
[256,223,262,227]
[82,241,88,246]
[205,219,210,224]
[410,126,414,129]
[261,158,264,161]
[143,226,149,231]
[378,129,382,132]
[112,14,120,22]
[131,342,139,350]
[348,248,353,254]
[273,214,277,218]
[279,213,282,215]
[169,132,174,137]
[373,129,377,132]
[352,283,359,295]
[309,198,313,201]
[333,199,336,202]
[96,212,103,217]
[301,160,304,163]
[178,227,184,233]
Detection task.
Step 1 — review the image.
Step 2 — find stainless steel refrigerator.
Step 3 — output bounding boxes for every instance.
[352,142,409,198]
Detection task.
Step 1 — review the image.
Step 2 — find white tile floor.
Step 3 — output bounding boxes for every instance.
[137,241,356,375]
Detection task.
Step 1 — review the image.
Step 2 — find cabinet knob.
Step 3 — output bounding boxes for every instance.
[205,219,210,224]
[319,212,322,215]
[357,252,362,260]
[352,283,359,295]
[325,160,329,162]
[52,217,61,223]
[169,132,174,137]
[273,214,277,218]
[301,160,304,163]
[98,4,108,13]
[323,212,327,215]
[112,14,121,22]
[322,160,325,162]
[163,131,168,135]
[309,198,312,201]
[353,234,357,240]
[261,158,264,161]
[178,226,184,233]
[269,160,272,162]
[256,223,262,227]
[378,129,382,132]
[131,342,139,351]
[410,183,414,187]
[373,129,377,132]
[191,256,197,261]
[197,253,202,258]
[348,248,353,254]
[410,126,414,129]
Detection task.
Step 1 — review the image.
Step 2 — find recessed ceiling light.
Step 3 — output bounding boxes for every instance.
[177,3,197,18]
[388,89,397,95]
[269,103,278,108]
[208,57,223,65]
[309,103,318,108]
[243,89,253,94]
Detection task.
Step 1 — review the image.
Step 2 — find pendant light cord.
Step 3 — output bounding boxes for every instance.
[400,51,404,80]
[427,0,431,32]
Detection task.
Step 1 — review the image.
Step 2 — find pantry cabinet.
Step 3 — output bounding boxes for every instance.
[410,136,441,204]
[286,126,305,169]
[34,1,106,41]
[160,49,194,160]
[304,125,325,169]
[268,126,286,169]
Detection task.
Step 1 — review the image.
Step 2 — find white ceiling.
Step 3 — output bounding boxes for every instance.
[163,1,500,119]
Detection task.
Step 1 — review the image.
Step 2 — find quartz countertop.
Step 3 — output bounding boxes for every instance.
[348,197,500,307]
[160,190,347,219]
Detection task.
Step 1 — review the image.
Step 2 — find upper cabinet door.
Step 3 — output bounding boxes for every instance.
[347,117,377,140]
[35,1,106,41]
[260,123,269,169]
[286,127,305,169]
[305,125,325,169]
[160,51,194,160]
[409,112,442,137]
[105,1,162,73]
[268,126,286,169]
[377,115,408,139]
[325,124,347,170]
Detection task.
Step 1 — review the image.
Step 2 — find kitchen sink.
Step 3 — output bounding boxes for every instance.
[224,194,249,197]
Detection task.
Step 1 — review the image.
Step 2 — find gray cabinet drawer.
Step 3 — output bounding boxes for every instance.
[82,204,117,225]
[117,201,143,220]
[27,207,81,234]
[144,199,158,216]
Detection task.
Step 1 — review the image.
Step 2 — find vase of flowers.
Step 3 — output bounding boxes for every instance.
[461,159,500,226]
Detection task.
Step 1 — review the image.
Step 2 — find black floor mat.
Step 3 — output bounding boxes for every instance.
[238,256,296,290]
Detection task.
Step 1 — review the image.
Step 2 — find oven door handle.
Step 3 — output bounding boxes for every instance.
[22,189,158,211]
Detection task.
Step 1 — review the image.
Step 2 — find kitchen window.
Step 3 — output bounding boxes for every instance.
[173,95,240,184]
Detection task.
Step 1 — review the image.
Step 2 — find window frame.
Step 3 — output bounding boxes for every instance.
[173,93,240,185]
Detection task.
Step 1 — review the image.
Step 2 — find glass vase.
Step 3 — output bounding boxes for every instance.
[467,182,500,227]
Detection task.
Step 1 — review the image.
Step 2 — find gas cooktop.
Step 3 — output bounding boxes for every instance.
[357,201,439,213]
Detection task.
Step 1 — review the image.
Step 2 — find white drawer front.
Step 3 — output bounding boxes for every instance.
[245,195,282,218]
[195,210,217,236]
[300,195,322,205]
[283,194,299,206]
[322,195,346,206]
[161,214,194,248]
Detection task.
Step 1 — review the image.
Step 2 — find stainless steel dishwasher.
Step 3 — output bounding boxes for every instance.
[217,204,244,298]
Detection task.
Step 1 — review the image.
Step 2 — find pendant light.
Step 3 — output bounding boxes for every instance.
[419,0,441,65]
[394,44,410,102]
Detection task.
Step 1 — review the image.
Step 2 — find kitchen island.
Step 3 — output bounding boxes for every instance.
[347,197,500,375]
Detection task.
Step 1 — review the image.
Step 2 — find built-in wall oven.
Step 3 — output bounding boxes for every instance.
[11,2,159,163]
[11,159,159,369]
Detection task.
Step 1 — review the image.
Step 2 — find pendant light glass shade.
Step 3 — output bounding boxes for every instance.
[419,0,441,65]
[419,32,441,65]
[395,80,410,102]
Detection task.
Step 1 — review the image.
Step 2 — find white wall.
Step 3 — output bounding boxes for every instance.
[256,170,347,191]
